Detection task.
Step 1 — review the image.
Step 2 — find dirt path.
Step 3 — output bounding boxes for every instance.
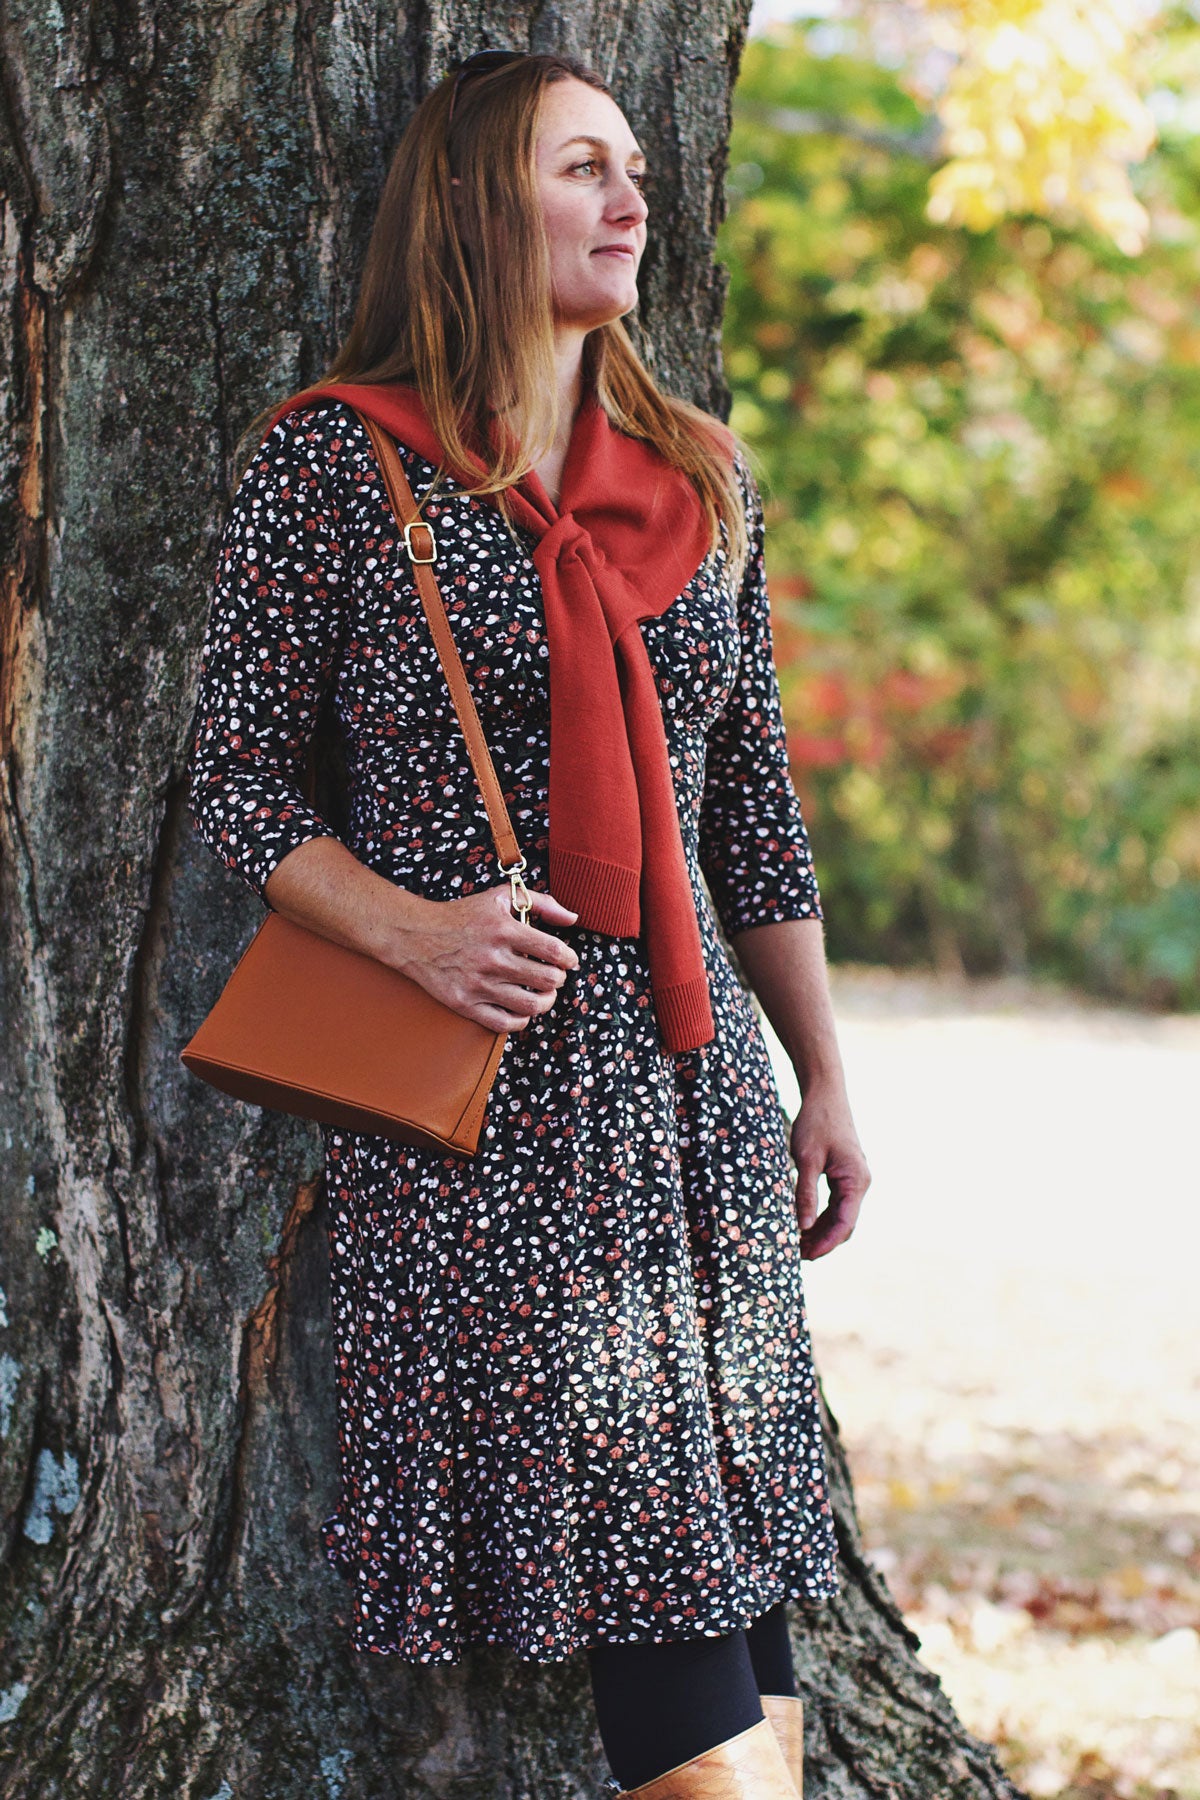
[763,967,1200,1800]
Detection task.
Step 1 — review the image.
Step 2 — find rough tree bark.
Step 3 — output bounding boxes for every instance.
[0,2,1028,1795]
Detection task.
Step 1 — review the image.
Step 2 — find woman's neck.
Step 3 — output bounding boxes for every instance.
[551,326,586,422]
[529,326,587,506]
[493,326,588,506]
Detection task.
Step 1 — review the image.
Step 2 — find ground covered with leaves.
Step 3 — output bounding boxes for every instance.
[779,967,1200,1799]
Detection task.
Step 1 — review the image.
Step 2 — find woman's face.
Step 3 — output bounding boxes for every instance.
[532,77,649,333]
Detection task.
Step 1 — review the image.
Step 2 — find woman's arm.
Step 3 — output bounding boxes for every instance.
[186,407,353,900]
[262,833,436,963]
[730,916,870,1260]
[698,455,870,1258]
[697,460,823,938]
[187,404,578,1033]
[263,833,580,1034]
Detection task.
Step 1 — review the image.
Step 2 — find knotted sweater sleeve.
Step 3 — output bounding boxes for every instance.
[185,406,350,902]
[697,455,824,937]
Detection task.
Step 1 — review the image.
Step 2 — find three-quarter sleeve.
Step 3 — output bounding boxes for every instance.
[186,407,350,903]
[698,456,823,937]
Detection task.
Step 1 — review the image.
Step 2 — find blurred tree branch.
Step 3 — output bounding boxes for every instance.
[742,102,945,160]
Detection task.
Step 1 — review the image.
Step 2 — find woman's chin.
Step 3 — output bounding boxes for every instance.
[563,285,640,331]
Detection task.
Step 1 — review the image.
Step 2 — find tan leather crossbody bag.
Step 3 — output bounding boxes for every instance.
[180,410,531,1156]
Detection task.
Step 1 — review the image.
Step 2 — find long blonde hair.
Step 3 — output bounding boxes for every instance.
[240,51,749,585]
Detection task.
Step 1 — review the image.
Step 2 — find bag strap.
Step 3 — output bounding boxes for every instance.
[353,410,530,916]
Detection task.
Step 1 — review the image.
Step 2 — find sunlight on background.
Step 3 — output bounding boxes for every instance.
[759,983,1200,1797]
[737,3,1200,1795]
[751,0,1161,248]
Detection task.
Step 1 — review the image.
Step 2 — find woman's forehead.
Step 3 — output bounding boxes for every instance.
[537,81,642,158]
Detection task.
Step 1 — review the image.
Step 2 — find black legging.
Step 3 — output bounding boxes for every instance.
[586,1599,798,1791]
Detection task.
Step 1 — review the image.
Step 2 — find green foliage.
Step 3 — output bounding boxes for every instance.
[719,12,1200,1005]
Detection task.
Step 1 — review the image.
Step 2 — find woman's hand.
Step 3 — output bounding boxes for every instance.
[394,884,580,1033]
[726,916,870,1261]
[261,836,580,1033]
[789,1079,871,1260]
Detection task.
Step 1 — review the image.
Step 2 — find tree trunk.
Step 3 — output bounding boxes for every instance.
[0,2,1027,1793]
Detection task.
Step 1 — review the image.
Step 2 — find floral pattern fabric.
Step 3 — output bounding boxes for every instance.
[186,400,839,1662]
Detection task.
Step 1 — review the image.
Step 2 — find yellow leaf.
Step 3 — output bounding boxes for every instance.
[888,1478,922,1509]
[1115,1563,1149,1598]
[886,0,1162,248]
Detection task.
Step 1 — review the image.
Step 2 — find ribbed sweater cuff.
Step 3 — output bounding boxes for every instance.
[653,977,715,1053]
[549,846,640,936]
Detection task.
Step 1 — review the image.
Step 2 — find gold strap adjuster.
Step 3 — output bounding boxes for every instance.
[499,856,532,925]
[403,519,437,564]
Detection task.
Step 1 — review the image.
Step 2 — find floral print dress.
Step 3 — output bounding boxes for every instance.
[186,399,839,1663]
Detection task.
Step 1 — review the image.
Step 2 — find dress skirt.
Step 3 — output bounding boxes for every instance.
[186,400,840,1662]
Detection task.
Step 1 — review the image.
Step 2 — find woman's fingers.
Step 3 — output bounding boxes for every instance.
[489,944,568,994]
[470,1000,545,1033]
[491,978,563,1019]
[798,1153,871,1261]
[467,979,563,1033]
[525,888,579,929]
[801,1188,863,1259]
[789,1097,870,1261]
[510,895,580,973]
[794,1145,823,1233]
[418,882,581,1028]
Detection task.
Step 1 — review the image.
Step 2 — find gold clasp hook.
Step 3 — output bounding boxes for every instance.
[499,855,532,925]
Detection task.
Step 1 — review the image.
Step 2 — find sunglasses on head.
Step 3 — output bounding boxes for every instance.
[445,48,526,131]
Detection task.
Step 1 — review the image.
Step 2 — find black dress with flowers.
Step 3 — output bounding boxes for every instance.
[186,399,839,1663]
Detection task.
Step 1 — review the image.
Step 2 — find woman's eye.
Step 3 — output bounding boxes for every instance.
[569,159,647,190]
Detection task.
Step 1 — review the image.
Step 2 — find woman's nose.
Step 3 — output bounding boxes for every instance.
[610,177,648,224]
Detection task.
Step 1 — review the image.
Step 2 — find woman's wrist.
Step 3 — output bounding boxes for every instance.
[263,835,438,971]
[731,916,849,1099]
[357,879,440,976]
[787,1044,847,1100]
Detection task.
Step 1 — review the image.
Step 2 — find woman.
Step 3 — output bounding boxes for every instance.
[186,48,870,1800]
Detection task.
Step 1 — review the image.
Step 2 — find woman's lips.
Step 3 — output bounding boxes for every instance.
[592,245,636,258]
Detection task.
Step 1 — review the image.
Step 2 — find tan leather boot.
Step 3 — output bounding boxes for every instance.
[612,1715,801,1798]
[759,1695,803,1795]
